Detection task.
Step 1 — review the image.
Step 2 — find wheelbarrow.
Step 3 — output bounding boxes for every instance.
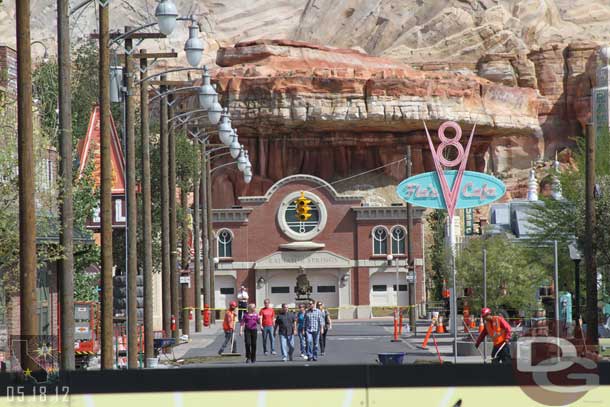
[376,352,406,365]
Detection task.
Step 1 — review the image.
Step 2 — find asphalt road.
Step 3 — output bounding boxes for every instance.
[178,319,436,367]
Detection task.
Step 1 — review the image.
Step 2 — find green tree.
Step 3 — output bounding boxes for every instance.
[426,210,450,300]
[528,132,610,304]
[456,235,547,313]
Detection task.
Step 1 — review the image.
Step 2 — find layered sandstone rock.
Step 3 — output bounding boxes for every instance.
[205,40,541,207]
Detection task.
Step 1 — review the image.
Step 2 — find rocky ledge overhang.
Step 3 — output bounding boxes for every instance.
[212,39,541,138]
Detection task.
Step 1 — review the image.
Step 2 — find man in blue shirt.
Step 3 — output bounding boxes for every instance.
[304,300,325,361]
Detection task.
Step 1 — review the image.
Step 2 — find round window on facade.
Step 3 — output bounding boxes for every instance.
[277,191,327,241]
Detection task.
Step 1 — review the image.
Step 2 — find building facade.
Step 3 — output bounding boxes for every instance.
[212,174,425,318]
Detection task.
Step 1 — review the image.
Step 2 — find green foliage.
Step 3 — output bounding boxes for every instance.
[529,131,610,281]
[426,210,450,300]
[456,235,547,313]
[32,61,59,140]
[71,41,99,144]
[176,132,199,191]
[74,270,100,302]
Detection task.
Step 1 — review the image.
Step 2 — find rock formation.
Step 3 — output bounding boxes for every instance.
[204,40,541,207]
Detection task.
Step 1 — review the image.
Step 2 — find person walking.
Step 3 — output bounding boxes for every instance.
[259,299,276,355]
[240,303,260,363]
[475,307,512,364]
[237,285,249,321]
[218,301,238,355]
[304,300,325,361]
[316,301,332,356]
[296,303,307,359]
[274,303,297,361]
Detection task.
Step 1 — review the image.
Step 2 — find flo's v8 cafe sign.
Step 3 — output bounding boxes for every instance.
[397,170,505,209]
[396,121,506,213]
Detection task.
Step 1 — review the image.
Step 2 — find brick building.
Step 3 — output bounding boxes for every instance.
[212,174,425,318]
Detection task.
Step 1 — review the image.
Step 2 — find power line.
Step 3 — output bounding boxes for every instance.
[306,157,406,193]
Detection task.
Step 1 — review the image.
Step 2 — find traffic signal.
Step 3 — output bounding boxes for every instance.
[294,191,312,221]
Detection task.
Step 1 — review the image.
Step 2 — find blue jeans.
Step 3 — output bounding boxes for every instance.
[262,326,275,353]
[306,330,320,360]
[279,334,294,359]
[298,330,307,355]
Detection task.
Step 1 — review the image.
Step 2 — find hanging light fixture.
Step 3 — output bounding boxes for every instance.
[237,146,248,172]
[155,0,179,36]
[184,21,204,68]
[198,66,216,110]
[207,91,223,125]
[244,172,252,184]
[230,137,242,160]
[218,109,232,146]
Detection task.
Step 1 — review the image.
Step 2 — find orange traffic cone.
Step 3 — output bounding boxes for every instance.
[470,318,476,329]
[478,317,485,333]
[421,320,435,349]
[436,316,446,333]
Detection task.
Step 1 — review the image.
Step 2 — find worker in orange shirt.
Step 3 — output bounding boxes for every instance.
[218,301,238,355]
[475,307,512,364]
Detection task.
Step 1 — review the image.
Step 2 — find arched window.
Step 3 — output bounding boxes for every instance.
[217,229,233,258]
[372,226,388,255]
[391,226,406,255]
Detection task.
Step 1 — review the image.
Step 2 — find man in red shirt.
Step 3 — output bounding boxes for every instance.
[259,299,276,355]
[475,307,512,364]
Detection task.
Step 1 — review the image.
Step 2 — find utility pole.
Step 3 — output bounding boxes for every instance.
[181,188,190,336]
[201,139,210,312]
[193,141,202,332]
[169,96,179,339]
[206,154,216,321]
[16,0,38,372]
[406,146,416,335]
[123,29,138,369]
[584,123,598,346]
[138,50,154,365]
[98,1,114,370]
[57,0,75,371]
[160,77,171,336]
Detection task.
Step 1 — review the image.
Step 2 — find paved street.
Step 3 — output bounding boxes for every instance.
[168,319,439,368]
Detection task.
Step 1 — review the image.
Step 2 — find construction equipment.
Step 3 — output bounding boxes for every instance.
[73,301,100,369]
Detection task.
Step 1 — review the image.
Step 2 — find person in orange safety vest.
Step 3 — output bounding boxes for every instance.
[475,307,512,364]
[218,301,238,355]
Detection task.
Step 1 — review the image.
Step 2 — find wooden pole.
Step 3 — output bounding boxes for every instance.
[160,78,171,336]
[138,51,154,364]
[98,2,114,370]
[57,0,75,371]
[584,123,598,346]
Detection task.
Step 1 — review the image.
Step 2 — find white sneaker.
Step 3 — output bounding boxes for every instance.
[282,357,287,362]
[302,354,308,360]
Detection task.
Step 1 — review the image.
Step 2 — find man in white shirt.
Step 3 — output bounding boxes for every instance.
[237,285,249,320]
